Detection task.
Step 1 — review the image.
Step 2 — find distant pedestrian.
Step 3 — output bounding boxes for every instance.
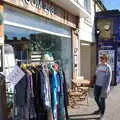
[92,54,112,117]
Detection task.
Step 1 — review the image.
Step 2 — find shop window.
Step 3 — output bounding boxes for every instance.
[4,24,72,86]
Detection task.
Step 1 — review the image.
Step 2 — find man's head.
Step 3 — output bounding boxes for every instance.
[100,54,108,64]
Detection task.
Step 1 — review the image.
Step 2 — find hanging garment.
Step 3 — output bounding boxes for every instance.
[51,70,59,120]
[26,73,36,119]
[15,74,27,106]
[32,68,48,120]
[15,73,28,120]
[43,70,51,108]
[58,70,66,120]
[63,71,69,119]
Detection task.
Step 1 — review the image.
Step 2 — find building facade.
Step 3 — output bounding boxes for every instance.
[51,0,90,79]
[96,10,120,85]
[0,0,80,86]
[0,0,93,84]
[0,0,91,119]
[78,0,106,80]
[0,0,106,82]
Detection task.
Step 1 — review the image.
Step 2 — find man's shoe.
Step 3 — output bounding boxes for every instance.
[92,110,100,114]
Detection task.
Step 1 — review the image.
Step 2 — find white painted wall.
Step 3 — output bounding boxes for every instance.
[96,3,103,12]
[78,0,105,78]
[79,0,95,43]
[77,0,84,7]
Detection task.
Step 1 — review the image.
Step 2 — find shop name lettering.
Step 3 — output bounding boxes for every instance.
[101,46,113,49]
[23,0,54,15]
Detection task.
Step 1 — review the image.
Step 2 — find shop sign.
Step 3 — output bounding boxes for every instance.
[100,45,113,49]
[98,42,115,50]
[3,0,77,28]
[98,50,115,71]
[23,0,54,15]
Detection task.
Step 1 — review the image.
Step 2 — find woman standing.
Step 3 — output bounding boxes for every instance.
[93,54,112,117]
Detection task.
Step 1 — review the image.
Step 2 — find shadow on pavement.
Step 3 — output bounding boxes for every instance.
[69,113,95,117]
[69,113,101,120]
[70,117,100,120]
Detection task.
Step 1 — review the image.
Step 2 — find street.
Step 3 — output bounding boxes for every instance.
[69,85,120,120]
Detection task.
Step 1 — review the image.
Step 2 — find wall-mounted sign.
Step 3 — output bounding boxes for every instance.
[3,0,77,28]
[98,50,115,71]
[97,19,113,40]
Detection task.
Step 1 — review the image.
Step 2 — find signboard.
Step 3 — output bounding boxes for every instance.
[23,0,54,15]
[6,65,25,86]
[97,19,113,40]
[98,50,115,71]
[3,0,77,28]
[98,41,115,50]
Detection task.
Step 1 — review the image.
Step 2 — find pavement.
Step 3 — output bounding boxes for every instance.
[68,85,120,120]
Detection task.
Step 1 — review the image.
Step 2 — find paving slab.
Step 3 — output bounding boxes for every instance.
[68,85,120,120]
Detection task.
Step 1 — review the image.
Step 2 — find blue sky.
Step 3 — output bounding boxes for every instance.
[103,0,120,10]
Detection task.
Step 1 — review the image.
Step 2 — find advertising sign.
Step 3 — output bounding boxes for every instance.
[98,50,115,71]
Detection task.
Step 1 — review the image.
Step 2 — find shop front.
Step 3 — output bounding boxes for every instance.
[2,0,79,85]
[95,11,120,85]
[4,4,73,85]
[0,0,79,119]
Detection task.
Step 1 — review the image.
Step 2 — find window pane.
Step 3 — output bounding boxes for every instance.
[5,25,72,85]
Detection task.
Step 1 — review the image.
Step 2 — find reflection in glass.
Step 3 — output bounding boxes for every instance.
[5,25,72,85]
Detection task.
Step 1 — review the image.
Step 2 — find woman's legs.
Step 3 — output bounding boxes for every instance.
[94,85,102,111]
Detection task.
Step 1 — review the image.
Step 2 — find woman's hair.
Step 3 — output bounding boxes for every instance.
[100,54,108,61]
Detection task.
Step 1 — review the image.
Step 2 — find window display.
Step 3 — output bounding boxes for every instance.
[5,25,72,85]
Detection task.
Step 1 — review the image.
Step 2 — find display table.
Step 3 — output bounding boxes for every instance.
[68,79,90,108]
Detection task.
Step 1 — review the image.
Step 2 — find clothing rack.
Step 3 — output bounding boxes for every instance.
[12,59,63,120]
[16,59,62,68]
[16,59,61,63]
